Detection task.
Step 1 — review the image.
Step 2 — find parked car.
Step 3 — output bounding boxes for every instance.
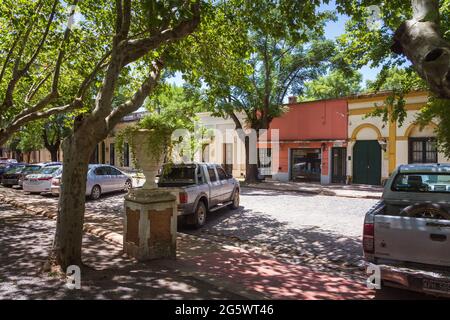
[50,164,132,200]
[23,165,62,194]
[157,162,240,228]
[0,158,18,165]
[13,162,61,188]
[1,163,27,187]
[0,162,26,180]
[363,163,450,298]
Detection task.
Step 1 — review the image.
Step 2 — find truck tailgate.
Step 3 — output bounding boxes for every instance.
[374,215,450,266]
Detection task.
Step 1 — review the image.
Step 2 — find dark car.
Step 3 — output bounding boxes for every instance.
[1,164,42,188]
[1,164,27,187]
[0,162,26,181]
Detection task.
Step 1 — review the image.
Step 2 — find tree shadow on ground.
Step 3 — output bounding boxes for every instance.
[184,201,364,274]
[0,207,242,299]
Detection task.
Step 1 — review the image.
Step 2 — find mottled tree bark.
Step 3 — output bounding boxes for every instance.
[392,0,450,98]
[53,131,93,268]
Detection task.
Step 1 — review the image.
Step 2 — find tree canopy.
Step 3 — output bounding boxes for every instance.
[299,69,362,101]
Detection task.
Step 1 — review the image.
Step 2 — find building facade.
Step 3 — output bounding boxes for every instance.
[347,91,447,185]
[261,98,348,184]
[196,112,247,178]
[3,92,445,186]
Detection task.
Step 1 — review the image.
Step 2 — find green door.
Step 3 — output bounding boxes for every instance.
[353,140,381,185]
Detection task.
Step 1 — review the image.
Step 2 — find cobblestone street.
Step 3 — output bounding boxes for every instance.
[0,185,439,299]
[0,185,377,273]
[189,188,378,271]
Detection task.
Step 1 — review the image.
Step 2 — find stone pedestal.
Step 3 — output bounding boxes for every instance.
[123,188,177,260]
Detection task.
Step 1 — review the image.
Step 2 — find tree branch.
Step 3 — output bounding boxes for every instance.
[0,99,83,146]
[392,0,450,98]
[121,2,201,66]
[106,59,163,129]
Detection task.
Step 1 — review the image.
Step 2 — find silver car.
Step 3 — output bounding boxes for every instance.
[51,164,132,200]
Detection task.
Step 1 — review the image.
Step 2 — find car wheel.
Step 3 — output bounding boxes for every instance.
[124,179,132,191]
[90,185,101,200]
[228,189,240,210]
[192,201,207,228]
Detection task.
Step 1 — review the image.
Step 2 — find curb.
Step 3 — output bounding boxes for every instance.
[241,183,381,200]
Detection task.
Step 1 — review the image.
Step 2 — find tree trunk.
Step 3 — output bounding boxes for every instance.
[45,144,59,162]
[53,131,94,270]
[244,135,259,183]
[50,148,58,162]
[392,0,450,98]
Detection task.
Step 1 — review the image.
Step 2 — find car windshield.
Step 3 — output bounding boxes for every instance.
[160,165,196,183]
[392,173,450,193]
[39,166,61,175]
[22,165,41,174]
[6,165,25,174]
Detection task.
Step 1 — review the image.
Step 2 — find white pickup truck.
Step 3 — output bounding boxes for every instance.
[363,163,450,297]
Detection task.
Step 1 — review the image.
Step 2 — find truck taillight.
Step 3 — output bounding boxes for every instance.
[363,223,375,253]
[179,192,188,204]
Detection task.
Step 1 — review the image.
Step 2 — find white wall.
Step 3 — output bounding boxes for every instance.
[196,112,247,177]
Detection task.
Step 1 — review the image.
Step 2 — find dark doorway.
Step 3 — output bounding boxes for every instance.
[290,148,321,182]
[123,143,130,167]
[353,140,381,185]
[110,143,115,166]
[90,144,99,164]
[331,147,347,183]
[223,143,233,175]
[101,142,106,164]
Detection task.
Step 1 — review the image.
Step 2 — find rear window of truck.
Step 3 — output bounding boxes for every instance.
[392,173,450,193]
[160,166,196,183]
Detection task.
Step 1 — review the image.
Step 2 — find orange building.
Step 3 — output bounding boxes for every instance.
[260,98,348,184]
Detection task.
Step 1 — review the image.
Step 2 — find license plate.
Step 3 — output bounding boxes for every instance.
[423,278,450,294]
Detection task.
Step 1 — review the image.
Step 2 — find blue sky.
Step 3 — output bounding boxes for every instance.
[168,1,382,87]
[320,2,382,84]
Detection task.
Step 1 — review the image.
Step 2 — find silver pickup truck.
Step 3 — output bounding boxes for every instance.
[363,163,450,297]
[157,162,240,228]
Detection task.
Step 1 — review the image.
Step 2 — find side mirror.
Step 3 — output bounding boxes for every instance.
[381,179,387,187]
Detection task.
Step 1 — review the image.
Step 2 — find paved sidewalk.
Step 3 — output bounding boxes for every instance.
[241,180,382,199]
[0,204,243,299]
[0,188,375,300]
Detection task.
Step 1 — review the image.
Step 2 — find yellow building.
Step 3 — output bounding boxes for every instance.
[347,91,447,185]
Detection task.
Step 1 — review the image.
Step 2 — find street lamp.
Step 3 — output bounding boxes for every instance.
[378,138,387,151]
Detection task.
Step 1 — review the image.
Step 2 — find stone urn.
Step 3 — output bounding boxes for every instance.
[123,129,177,261]
[131,129,165,189]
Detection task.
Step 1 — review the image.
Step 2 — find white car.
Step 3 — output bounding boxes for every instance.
[23,165,62,194]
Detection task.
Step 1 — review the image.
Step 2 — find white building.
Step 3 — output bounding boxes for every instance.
[196,112,247,178]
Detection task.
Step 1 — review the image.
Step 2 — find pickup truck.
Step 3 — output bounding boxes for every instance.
[157,162,240,228]
[363,163,450,297]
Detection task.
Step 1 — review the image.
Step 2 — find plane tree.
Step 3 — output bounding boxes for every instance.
[179,2,341,182]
